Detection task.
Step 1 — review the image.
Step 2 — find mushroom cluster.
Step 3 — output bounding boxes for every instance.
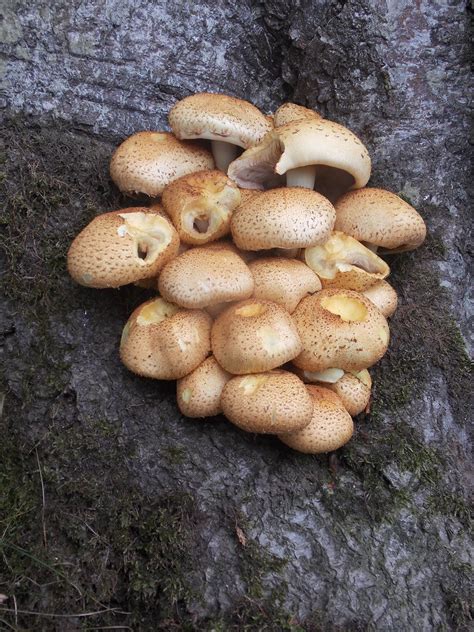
[67,92,427,454]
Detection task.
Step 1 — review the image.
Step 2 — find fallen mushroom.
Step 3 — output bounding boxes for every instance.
[169,92,273,171]
[110,131,214,197]
[177,356,232,418]
[274,102,322,127]
[335,188,426,253]
[211,299,302,374]
[362,280,398,318]
[221,370,313,434]
[120,298,212,380]
[278,386,354,453]
[67,208,179,288]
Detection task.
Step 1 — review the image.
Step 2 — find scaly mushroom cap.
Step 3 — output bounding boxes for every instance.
[120,298,212,380]
[363,280,398,318]
[335,188,427,252]
[110,131,214,197]
[304,231,389,291]
[231,188,335,251]
[158,247,254,309]
[199,238,256,263]
[169,93,273,149]
[212,299,302,374]
[67,208,180,288]
[278,385,354,453]
[249,258,321,313]
[162,170,241,245]
[177,356,232,418]
[228,118,371,195]
[274,103,322,127]
[292,289,390,372]
[221,370,313,434]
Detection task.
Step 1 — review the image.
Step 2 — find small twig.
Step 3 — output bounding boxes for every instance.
[0,616,18,631]
[12,595,17,628]
[0,607,130,619]
[35,448,47,547]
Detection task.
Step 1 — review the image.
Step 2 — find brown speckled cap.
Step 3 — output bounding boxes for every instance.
[362,280,398,317]
[176,356,232,418]
[296,369,372,417]
[110,131,214,197]
[274,103,322,127]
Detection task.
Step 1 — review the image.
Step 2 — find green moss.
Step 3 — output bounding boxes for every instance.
[165,445,187,465]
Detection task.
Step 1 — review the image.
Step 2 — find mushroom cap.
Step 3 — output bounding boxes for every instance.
[169,92,273,149]
[221,370,313,434]
[211,299,302,374]
[228,118,371,192]
[199,238,256,262]
[278,385,354,453]
[249,257,321,313]
[67,208,180,288]
[119,298,212,380]
[296,368,372,416]
[335,188,427,252]
[292,288,390,372]
[177,356,232,418]
[304,231,389,291]
[231,188,336,251]
[362,280,398,318]
[274,103,322,127]
[158,246,254,309]
[162,170,241,245]
[110,131,214,197]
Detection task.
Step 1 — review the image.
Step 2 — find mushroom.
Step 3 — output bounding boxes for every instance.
[228,118,371,201]
[278,385,354,453]
[211,299,302,374]
[162,170,241,245]
[362,280,398,318]
[67,208,179,288]
[249,258,321,313]
[158,246,254,309]
[176,356,232,418]
[119,298,212,380]
[110,131,214,197]
[334,188,426,253]
[168,92,273,172]
[304,231,390,291]
[292,288,390,372]
[274,103,322,127]
[231,188,335,251]
[221,370,313,434]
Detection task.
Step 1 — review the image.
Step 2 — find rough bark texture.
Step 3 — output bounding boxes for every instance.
[0,1,472,630]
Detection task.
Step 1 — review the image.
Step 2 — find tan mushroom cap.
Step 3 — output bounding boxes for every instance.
[221,370,313,434]
[212,299,302,374]
[249,258,321,313]
[231,188,336,251]
[362,280,398,318]
[304,231,390,291]
[110,131,214,197]
[169,93,273,149]
[158,247,254,309]
[274,103,322,127]
[199,238,256,263]
[292,288,390,372]
[120,298,212,380]
[177,356,232,418]
[67,208,180,288]
[335,188,427,252]
[162,170,241,245]
[278,385,354,453]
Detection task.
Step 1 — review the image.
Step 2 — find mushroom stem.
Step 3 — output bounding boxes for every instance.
[363,242,379,253]
[286,166,317,189]
[211,140,239,172]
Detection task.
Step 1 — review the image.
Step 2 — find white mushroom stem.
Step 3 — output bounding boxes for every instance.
[211,140,239,172]
[363,242,379,253]
[286,166,317,189]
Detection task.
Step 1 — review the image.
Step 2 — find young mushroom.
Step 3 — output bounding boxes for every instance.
[292,288,390,372]
[335,188,426,253]
[110,131,214,197]
[169,92,273,172]
[211,299,302,374]
[120,298,212,380]
[249,258,321,313]
[67,208,179,288]
[162,170,241,245]
[158,246,254,309]
[176,356,232,418]
[221,370,313,434]
[278,386,354,453]
[274,103,322,127]
[304,231,390,291]
[231,188,335,251]
[362,280,398,318]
